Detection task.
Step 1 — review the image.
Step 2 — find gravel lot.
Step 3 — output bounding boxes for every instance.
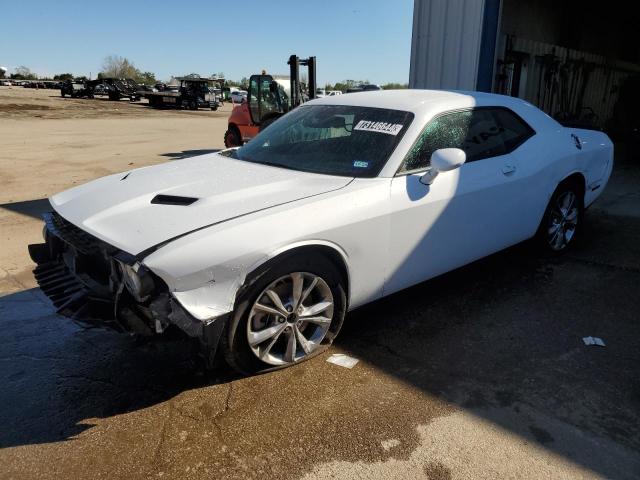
[1,87,639,480]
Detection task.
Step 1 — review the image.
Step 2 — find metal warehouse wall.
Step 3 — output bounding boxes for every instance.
[409,0,486,90]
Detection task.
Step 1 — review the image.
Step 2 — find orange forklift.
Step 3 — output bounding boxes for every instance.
[223,55,317,147]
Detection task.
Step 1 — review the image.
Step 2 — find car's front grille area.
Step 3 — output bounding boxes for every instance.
[33,260,88,315]
[30,211,168,335]
[45,211,105,255]
[33,259,125,330]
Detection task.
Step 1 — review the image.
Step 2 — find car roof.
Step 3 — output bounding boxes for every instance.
[310,89,512,112]
[307,89,559,132]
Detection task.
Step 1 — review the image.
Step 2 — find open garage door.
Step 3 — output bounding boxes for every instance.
[494,0,640,141]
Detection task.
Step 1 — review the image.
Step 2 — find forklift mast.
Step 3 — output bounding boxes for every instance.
[288,55,317,107]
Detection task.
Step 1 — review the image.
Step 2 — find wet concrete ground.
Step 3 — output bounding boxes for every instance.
[1,98,639,479]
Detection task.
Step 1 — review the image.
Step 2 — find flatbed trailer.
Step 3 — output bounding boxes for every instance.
[87,78,141,101]
[60,80,94,99]
[145,75,222,110]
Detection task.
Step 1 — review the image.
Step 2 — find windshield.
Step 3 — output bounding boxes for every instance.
[231,105,413,177]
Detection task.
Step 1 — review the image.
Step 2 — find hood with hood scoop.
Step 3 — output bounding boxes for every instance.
[50,152,352,255]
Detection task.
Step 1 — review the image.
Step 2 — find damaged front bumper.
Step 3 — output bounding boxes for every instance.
[29,211,227,351]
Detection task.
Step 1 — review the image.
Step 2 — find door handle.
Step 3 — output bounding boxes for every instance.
[502,164,516,175]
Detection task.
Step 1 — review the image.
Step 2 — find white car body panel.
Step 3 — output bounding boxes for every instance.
[46,90,613,323]
[144,177,392,319]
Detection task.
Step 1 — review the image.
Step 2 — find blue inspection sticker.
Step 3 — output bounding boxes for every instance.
[353,160,369,168]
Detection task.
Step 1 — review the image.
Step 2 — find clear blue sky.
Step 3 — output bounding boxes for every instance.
[0,0,414,85]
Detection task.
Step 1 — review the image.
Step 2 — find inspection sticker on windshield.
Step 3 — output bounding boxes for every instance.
[354,120,403,135]
[353,160,369,168]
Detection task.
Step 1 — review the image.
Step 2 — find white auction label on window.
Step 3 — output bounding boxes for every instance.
[354,120,403,135]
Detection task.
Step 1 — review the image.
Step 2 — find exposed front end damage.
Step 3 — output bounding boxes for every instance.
[28,211,227,358]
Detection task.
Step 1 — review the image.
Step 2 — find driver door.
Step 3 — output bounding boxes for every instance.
[384,107,536,295]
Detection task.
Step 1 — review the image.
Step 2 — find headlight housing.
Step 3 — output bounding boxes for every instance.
[119,261,155,302]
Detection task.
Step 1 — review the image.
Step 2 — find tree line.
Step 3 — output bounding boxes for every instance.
[323,79,408,91]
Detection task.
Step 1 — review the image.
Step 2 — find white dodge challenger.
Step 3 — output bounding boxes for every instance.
[29,90,613,374]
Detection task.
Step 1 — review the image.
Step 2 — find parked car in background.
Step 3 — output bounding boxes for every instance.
[347,84,383,93]
[315,88,326,98]
[230,90,247,103]
[30,90,613,375]
[326,90,343,96]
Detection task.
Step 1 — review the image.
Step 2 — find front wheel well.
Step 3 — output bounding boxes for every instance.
[242,245,350,306]
[558,172,586,199]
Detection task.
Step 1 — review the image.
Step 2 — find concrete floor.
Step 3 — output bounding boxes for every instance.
[1,88,639,479]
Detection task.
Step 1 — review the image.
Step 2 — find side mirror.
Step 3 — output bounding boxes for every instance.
[420,148,466,185]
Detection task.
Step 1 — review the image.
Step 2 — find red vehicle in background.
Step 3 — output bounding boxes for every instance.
[224,55,317,147]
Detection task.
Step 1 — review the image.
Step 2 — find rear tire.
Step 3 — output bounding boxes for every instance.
[222,253,346,375]
[536,181,584,252]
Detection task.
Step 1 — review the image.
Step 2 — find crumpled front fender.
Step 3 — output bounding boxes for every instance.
[145,239,350,323]
[170,277,244,321]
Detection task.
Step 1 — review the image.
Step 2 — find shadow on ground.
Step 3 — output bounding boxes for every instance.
[337,214,640,474]
[0,287,236,448]
[160,149,221,160]
[0,198,51,221]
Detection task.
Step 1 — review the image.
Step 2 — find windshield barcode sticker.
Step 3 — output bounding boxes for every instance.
[354,120,403,136]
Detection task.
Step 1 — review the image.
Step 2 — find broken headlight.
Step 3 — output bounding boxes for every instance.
[119,261,155,303]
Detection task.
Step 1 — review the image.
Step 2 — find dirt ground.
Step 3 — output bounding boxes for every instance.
[1,87,639,480]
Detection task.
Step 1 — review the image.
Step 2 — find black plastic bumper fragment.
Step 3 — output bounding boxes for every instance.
[168,298,228,364]
[30,241,127,332]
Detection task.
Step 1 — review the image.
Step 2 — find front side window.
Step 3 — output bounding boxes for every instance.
[400,108,535,172]
[231,105,414,177]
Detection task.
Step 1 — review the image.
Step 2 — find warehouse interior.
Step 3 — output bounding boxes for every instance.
[495,0,640,141]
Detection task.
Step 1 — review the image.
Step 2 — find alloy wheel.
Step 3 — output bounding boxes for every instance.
[246,272,334,366]
[547,191,579,251]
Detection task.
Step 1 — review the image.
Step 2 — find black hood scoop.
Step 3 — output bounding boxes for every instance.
[151,194,199,206]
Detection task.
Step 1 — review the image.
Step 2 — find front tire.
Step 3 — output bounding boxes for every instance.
[222,253,346,375]
[224,126,242,147]
[536,182,584,252]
